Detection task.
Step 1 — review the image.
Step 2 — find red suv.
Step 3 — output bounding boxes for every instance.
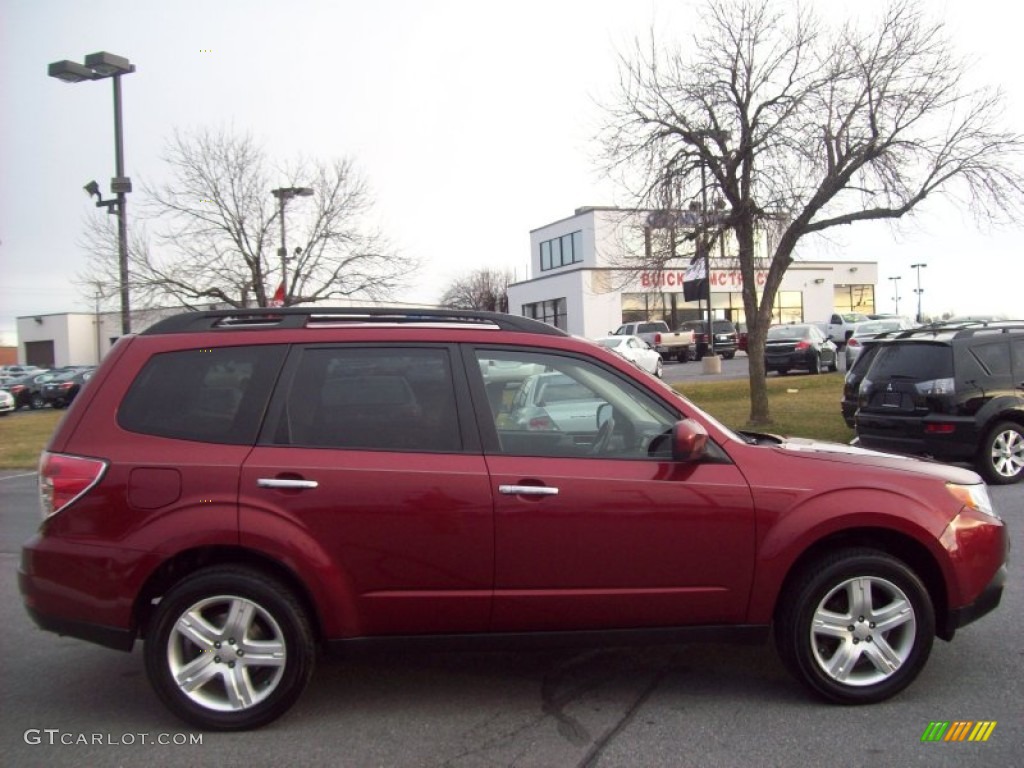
[20,308,1007,730]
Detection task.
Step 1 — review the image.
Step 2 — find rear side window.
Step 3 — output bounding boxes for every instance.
[969,342,1011,376]
[869,343,952,381]
[273,347,461,452]
[118,345,287,444]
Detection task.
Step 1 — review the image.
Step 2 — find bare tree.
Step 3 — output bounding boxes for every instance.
[439,268,514,312]
[79,128,410,310]
[603,0,1024,425]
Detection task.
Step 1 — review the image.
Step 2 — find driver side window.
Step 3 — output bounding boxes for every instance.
[474,349,678,459]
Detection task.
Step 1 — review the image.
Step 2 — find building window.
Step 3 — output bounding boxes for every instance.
[833,284,875,315]
[523,298,568,330]
[539,231,584,272]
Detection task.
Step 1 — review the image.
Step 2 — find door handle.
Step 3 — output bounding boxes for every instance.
[499,485,559,496]
[257,478,319,490]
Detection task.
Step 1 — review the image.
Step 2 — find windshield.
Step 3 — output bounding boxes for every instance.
[597,338,623,349]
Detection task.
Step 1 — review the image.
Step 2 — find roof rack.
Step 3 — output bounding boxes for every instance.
[141,307,569,337]
[885,320,1024,342]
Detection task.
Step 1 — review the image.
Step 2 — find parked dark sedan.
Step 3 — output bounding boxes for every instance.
[40,369,95,408]
[2,371,58,409]
[765,323,838,375]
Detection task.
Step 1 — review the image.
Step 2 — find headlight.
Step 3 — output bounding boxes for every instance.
[946,483,999,520]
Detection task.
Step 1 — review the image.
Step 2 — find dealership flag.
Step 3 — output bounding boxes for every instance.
[683,259,708,302]
[270,281,285,307]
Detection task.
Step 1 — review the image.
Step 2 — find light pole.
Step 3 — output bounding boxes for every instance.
[49,52,135,335]
[911,263,927,323]
[270,187,314,306]
[888,276,902,315]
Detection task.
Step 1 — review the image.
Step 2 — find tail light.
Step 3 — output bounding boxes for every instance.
[10,384,26,394]
[60,382,75,390]
[795,340,811,350]
[847,338,860,348]
[38,452,107,519]
[925,423,956,434]
[654,333,663,344]
[528,415,554,431]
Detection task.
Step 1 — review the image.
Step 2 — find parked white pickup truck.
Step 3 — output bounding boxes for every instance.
[822,312,870,348]
[612,321,695,362]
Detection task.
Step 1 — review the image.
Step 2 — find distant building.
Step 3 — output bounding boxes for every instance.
[507,206,878,337]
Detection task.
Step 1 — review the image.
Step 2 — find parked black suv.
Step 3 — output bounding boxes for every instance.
[855,322,1024,484]
[676,319,739,360]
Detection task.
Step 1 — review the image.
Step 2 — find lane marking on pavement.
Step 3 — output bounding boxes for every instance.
[0,472,38,482]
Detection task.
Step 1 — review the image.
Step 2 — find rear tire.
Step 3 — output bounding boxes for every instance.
[30,394,44,410]
[977,421,1024,484]
[654,358,664,378]
[810,354,822,375]
[144,566,315,731]
[775,548,934,704]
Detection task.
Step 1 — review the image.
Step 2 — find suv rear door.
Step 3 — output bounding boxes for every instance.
[239,344,494,637]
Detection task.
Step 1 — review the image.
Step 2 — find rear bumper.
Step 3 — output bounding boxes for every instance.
[856,414,978,461]
[22,601,135,651]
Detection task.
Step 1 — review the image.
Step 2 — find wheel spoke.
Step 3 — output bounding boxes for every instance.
[812,608,850,639]
[870,597,913,632]
[224,665,258,709]
[175,653,221,692]
[224,599,257,640]
[826,640,862,682]
[175,609,220,648]
[846,578,873,618]
[861,635,902,676]
[241,639,287,667]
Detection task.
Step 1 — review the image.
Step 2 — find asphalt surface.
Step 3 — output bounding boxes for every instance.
[1,444,1021,766]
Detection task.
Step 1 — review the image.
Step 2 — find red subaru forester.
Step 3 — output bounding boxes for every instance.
[20,308,1007,730]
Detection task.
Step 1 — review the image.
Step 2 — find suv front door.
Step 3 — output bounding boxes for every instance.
[469,347,756,632]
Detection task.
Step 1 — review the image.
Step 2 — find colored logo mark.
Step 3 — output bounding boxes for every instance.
[921,721,997,742]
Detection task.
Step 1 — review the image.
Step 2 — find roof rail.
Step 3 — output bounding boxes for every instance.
[141,307,569,337]
[886,320,1024,341]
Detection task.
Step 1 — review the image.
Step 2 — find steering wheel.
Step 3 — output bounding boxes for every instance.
[590,416,615,455]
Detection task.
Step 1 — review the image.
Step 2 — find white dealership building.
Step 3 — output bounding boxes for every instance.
[507,206,879,337]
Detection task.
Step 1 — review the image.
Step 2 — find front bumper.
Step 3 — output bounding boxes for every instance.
[941,564,1006,639]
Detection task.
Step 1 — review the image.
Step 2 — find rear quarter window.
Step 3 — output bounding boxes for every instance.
[118,345,287,444]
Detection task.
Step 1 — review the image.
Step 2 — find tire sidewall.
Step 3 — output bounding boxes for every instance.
[144,568,314,731]
[778,551,934,704]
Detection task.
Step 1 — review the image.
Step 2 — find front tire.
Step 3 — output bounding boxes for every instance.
[775,549,934,704]
[977,421,1024,484]
[654,358,664,378]
[144,566,315,731]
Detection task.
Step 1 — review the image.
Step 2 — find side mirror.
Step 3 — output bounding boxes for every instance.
[596,402,613,430]
[672,419,709,462]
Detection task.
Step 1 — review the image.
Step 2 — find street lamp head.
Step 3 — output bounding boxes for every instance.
[48,60,96,83]
[272,186,315,200]
[84,180,101,199]
[84,51,135,77]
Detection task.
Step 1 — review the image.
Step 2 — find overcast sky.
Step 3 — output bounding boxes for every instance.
[2,0,1022,343]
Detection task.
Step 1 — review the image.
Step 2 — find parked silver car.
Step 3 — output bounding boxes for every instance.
[844,318,915,367]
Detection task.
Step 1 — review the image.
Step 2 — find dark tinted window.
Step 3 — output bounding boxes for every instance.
[119,345,286,444]
[969,341,1011,376]
[275,347,461,452]
[1014,339,1024,378]
[869,343,953,381]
